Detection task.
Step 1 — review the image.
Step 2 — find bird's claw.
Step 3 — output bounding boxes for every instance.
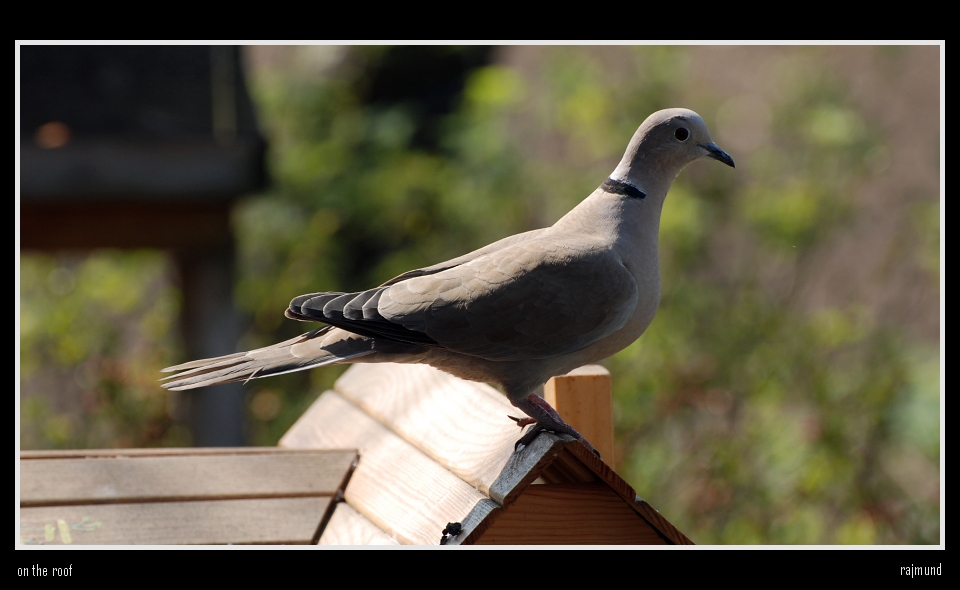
[512,424,602,459]
[508,415,537,428]
[514,424,546,451]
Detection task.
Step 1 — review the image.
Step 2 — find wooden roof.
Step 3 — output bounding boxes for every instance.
[19,448,356,545]
[18,363,692,545]
[280,363,692,545]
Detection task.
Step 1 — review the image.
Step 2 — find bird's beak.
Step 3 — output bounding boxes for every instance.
[700,143,735,168]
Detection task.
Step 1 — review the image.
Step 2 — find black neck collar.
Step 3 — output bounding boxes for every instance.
[601,178,646,199]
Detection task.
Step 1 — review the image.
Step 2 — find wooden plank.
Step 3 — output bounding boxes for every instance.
[280,391,498,545]
[332,363,525,499]
[486,433,568,507]
[632,498,695,545]
[544,365,615,462]
[19,497,331,545]
[20,451,357,507]
[20,447,313,460]
[559,438,694,544]
[537,448,602,484]
[471,483,667,545]
[318,503,399,545]
[561,438,643,505]
[21,201,232,250]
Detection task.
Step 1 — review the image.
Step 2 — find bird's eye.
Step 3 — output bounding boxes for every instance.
[675,128,689,141]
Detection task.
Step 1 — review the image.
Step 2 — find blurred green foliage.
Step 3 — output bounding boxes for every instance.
[19,46,939,544]
[19,251,190,448]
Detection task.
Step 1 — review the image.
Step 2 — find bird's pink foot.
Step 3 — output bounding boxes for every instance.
[510,394,601,458]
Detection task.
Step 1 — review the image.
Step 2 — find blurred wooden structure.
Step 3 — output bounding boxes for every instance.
[18,364,691,545]
[19,448,356,545]
[19,46,267,446]
[282,363,691,545]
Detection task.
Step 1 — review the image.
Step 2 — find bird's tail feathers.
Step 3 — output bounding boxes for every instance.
[160,328,373,391]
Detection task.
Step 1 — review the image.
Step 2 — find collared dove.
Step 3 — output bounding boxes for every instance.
[161,108,734,456]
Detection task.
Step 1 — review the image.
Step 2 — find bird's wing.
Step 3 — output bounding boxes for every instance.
[380,235,638,360]
[377,228,548,286]
[284,227,552,347]
[290,233,638,361]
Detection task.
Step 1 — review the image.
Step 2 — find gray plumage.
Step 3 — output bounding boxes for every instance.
[161,108,735,454]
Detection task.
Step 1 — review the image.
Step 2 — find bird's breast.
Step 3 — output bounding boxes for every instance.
[583,270,661,363]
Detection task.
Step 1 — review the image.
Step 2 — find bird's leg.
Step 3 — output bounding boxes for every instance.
[511,394,600,458]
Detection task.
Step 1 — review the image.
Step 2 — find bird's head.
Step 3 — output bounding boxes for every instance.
[611,108,734,193]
